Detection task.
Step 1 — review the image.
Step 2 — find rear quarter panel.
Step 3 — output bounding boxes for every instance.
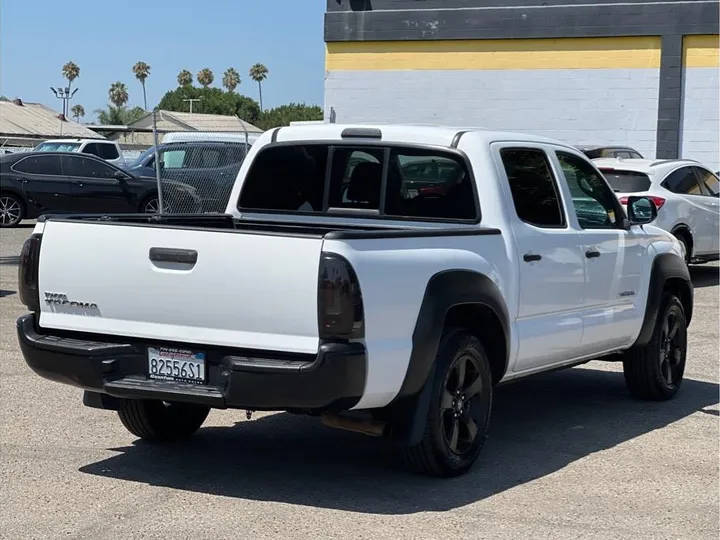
[324,234,511,410]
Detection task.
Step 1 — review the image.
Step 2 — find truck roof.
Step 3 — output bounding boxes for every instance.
[270,123,580,151]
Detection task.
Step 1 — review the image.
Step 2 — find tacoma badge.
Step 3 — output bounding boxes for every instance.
[44,292,98,309]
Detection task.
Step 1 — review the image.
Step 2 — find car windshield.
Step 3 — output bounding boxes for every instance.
[34,142,81,153]
[598,169,652,193]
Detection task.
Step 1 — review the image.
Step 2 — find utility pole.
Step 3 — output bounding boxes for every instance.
[183,98,201,113]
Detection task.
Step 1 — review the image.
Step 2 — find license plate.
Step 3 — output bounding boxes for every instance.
[148,346,206,384]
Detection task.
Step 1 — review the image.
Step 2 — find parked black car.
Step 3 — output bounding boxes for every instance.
[124,141,248,213]
[0,152,202,228]
[576,145,644,160]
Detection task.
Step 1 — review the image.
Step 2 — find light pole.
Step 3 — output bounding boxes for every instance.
[50,86,78,118]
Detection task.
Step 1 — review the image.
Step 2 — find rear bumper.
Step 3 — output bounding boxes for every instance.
[17,313,366,411]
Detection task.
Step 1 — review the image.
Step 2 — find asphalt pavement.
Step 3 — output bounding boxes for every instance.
[1,222,718,540]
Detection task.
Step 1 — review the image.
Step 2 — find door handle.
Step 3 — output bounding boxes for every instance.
[585,249,601,259]
[149,247,198,265]
[72,181,84,187]
[523,253,542,262]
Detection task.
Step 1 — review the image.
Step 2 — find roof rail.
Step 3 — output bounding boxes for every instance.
[649,158,700,167]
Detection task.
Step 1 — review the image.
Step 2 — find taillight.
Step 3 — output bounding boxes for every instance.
[618,196,666,210]
[647,196,666,209]
[18,233,42,312]
[318,252,364,341]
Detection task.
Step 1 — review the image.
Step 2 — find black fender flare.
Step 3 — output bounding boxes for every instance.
[386,269,510,446]
[631,252,693,349]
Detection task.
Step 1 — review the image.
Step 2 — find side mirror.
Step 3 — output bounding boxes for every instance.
[113,170,129,181]
[626,195,658,225]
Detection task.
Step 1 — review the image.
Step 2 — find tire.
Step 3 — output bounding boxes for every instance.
[140,194,173,214]
[622,293,687,401]
[117,399,210,442]
[0,193,24,228]
[401,330,493,478]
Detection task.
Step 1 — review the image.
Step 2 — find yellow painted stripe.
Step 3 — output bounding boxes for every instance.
[326,37,662,71]
[683,35,719,68]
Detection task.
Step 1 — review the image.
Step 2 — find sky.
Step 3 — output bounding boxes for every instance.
[0,0,327,121]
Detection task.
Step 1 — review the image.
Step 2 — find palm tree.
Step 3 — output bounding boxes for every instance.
[132,61,151,111]
[177,69,193,87]
[196,68,214,88]
[249,63,269,111]
[222,67,241,93]
[61,61,80,116]
[108,82,129,108]
[95,105,145,125]
[70,104,85,123]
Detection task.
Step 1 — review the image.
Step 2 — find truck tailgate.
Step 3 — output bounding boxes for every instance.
[37,220,323,354]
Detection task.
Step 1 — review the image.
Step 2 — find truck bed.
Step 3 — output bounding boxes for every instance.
[33,212,500,356]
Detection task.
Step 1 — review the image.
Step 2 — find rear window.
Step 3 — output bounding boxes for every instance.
[582,148,643,159]
[598,169,651,192]
[238,144,478,222]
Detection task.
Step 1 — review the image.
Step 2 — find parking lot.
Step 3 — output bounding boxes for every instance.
[0,223,717,540]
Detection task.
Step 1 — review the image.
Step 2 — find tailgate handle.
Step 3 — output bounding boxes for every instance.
[149,247,198,265]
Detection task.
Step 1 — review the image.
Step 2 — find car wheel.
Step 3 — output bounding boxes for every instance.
[140,197,170,214]
[673,231,692,265]
[401,330,493,477]
[118,399,210,442]
[0,194,24,228]
[622,293,687,401]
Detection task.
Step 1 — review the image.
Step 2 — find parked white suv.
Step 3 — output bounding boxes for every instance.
[594,158,720,264]
[34,139,126,168]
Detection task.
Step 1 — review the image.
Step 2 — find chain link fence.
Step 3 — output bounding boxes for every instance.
[148,110,258,215]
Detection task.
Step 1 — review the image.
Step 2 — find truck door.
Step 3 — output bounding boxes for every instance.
[551,149,648,355]
[493,144,586,372]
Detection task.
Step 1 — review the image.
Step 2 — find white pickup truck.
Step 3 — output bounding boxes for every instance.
[16,124,693,478]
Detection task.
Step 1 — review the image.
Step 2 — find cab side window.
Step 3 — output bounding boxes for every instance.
[556,151,621,229]
[500,148,565,228]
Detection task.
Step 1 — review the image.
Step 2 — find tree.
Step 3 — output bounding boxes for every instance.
[108,82,129,107]
[197,68,214,88]
[71,104,85,123]
[158,87,260,124]
[222,67,241,93]
[249,63,269,111]
[177,69,193,87]
[256,103,322,131]
[95,105,146,125]
[132,61,151,111]
[61,61,80,116]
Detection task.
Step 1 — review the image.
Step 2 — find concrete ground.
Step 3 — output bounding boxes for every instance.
[0,222,718,540]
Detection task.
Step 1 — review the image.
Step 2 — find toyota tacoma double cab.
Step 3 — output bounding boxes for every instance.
[16,124,693,478]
